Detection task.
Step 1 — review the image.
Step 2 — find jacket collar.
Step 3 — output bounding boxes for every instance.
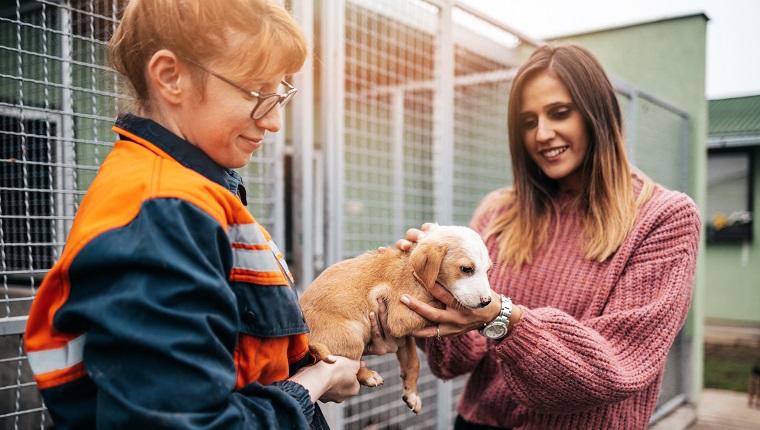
[114,113,247,205]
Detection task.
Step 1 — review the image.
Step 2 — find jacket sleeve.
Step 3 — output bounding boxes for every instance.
[425,192,701,413]
[53,198,314,429]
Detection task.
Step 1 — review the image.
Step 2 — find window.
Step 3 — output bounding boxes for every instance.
[706,149,754,243]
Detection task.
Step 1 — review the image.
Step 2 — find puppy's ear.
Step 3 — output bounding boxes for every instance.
[410,242,448,290]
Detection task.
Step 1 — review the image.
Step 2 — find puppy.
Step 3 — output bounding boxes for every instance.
[299,225,493,414]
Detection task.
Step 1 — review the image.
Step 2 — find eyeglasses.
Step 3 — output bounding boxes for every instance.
[186,59,297,120]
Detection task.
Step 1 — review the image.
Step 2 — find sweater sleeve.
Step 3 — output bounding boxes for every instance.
[421,330,488,379]
[51,198,313,429]
[492,192,701,413]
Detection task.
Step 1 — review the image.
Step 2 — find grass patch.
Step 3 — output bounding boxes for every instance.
[703,343,758,393]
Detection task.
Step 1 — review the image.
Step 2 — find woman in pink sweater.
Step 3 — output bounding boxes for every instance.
[399,44,701,429]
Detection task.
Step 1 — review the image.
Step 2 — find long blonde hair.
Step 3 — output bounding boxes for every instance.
[482,44,655,267]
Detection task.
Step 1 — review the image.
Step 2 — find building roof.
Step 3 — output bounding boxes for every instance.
[708,94,760,148]
[709,95,760,136]
[543,13,709,41]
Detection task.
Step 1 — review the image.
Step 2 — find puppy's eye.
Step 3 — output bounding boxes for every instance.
[460,266,474,275]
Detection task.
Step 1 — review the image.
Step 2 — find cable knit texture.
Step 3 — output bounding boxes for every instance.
[423,178,701,430]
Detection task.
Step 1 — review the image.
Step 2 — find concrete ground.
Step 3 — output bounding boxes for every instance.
[651,389,760,430]
[692,389,760,429]
[650,323,760,430]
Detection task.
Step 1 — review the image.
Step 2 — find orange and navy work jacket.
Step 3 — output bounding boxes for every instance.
[24,113,315,429]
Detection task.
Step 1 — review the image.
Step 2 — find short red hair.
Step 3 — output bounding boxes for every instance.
[108,0,307,114]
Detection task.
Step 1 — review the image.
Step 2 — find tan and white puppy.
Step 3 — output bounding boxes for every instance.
[299,225,493,414]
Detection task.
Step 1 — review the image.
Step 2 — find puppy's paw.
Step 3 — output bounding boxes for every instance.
[309,343,335,363]
[357,367,384,387]
[402,392,422,414]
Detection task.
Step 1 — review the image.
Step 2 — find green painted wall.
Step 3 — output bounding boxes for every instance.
[546,14,709,401]
[547,14,708,208]
[704,146,760,325]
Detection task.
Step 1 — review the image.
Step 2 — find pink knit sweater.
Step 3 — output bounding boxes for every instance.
[423,181,701,429]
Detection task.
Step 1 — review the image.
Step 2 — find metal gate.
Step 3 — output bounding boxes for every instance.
[0,1,692,429]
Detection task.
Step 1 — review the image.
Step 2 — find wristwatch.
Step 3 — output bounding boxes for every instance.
[478,295,512,339]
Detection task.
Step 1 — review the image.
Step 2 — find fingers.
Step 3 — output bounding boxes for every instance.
[396,229,423,251]
[364,301,400,355]
[369,311,382,338]
[411,326,439,338]
[420,222,439,232]
[291,355,362,403]
[377,299,390,335]
[397,223,438,250]
[405,228,425,242]
[427,281,456,304]
[376,300,405,347]
[400,294,443,322]
[366,311,381,354]
[401,283,487,338]
[369,311,379,335]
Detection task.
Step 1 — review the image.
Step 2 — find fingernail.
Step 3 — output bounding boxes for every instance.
[369,311,375,319]
[400,295,410,304]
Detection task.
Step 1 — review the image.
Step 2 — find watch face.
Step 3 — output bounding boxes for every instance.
[484,322,508,339]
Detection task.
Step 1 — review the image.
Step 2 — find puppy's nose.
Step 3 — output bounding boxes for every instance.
[479,296,491,308]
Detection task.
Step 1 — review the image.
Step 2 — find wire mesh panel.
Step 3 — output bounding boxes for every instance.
[238,133,287,243]
[402,87,436,230]
[450,8,517,226]
[343,0,439,255]
[336,1,524,428]
[0,1,121,427]
[341,1,442,427]
[655,329,688,409]
[0,333,46,429]
[0,1,287,427]
[615,84,692,423]
[624,92,691,421]
[633,96,689,192]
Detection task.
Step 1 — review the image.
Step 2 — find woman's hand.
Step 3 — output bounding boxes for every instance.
[395,222,439,251]
[401,282,502,339]
[364,298,406,355]
[289,355,362,404]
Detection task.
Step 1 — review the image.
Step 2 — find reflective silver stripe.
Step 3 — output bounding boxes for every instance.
[26,333,86,375]
[228,223,267,247]
[229,223,291,275]
[268,240,291,273]
[232,247,281,272]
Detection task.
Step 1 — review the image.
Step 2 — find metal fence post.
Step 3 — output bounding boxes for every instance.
[434,1,455,428]
[320,0,346,426]
[433,0,454,227]
[291,0,316,290]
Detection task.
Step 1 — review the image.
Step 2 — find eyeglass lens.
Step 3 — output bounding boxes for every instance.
[251,89,295,120]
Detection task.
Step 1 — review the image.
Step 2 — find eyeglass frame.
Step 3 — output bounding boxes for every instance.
[184,58,297,121]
